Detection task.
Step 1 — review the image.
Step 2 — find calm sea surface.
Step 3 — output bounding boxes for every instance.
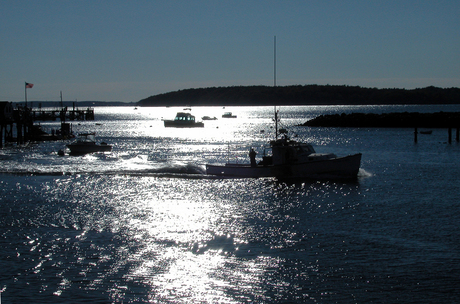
[1,105,460,303]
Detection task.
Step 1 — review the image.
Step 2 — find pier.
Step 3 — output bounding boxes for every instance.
[30,102,95,121]
[31,107,94,121]
[1,101,94,147]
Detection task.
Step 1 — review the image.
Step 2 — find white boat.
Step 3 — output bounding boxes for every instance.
[164,112,204,128]
[66,132,112,155]
[206,37,361,179]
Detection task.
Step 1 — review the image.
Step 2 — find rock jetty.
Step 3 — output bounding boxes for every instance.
[302,112,460,128]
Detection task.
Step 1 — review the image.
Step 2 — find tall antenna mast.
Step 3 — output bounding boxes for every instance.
[274,35,276,87]
[274,36,279,139]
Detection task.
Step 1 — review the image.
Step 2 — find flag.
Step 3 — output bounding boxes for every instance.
[25,82,34,88]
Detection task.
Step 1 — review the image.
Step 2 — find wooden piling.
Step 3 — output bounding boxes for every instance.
[414,127,418,143]
[448,127,452,144]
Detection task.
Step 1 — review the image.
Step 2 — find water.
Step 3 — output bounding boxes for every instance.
[1,105,460,303]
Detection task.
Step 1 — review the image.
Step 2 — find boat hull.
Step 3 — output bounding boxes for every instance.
[206,153,362,179]
[164,121,204,128]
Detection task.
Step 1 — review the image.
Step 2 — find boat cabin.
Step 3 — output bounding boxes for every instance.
[164,112,204,128]
[222,112,237,118]
[269,138,335,166]
[75,133,96,144]
[174,112,196,122]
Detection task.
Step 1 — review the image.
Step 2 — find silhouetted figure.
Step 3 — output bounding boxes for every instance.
[249,148,257,167]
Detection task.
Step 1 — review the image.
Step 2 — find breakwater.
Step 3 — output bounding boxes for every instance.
[302,112,460,128]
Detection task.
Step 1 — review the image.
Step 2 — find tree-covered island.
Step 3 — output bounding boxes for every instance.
[138,85,460,107]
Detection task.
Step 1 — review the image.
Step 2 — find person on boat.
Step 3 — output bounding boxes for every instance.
[249,148,257,167]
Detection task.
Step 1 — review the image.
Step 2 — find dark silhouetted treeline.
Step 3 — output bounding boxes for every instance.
[138,85,460,107]
[302,112,460,128]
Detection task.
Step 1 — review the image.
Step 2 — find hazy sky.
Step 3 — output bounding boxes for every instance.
[1,0,459,102]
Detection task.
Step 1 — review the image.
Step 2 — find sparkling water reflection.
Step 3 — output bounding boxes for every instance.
[1,105,460,303]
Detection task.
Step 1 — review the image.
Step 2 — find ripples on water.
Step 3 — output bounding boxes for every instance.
[1,106,460,303]
[1,175,365,303]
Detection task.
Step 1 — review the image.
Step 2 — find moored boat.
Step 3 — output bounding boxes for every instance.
[202,116,218,120]
[222,112,237,118]
[164,112,204,128]
[419,130,432,134]
[66,132,112,155]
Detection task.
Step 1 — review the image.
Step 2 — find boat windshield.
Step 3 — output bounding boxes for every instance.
[174,114,195,121]
[77,134,96,143]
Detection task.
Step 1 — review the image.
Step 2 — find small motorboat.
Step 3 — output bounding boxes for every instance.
[222,112,237,118]
[202,116,218,120]
[164,112,204,128]
[66,132,112,155]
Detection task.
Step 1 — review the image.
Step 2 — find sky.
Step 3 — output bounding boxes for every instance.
[1,0,459,103]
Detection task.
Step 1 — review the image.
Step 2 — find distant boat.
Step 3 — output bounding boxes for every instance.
[419,130,432,134]
[164,112,204,128]
[66,132,112,155]
[222,112,237,118]
[202,116,218,120]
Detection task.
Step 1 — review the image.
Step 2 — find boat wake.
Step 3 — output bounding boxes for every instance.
[0,161,208,178]
[1,167,371,181]
[358,168,373,178]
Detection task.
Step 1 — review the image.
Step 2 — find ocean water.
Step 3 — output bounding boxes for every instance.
[1,105,460,303]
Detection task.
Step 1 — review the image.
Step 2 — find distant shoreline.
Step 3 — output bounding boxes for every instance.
[12,101,135,108]
[12,85,460,108]
[138,85,460,107]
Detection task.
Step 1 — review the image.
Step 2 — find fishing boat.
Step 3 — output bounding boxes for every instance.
[205,36,361,179]
[164,112,204,128]
[66,132,112,155]
[205,111,362,179]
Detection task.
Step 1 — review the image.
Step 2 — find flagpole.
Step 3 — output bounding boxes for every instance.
[24,82,28,108]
